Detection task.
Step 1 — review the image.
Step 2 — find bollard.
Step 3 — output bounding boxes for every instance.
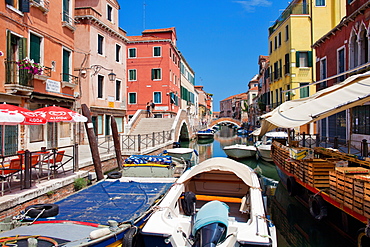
[334,137,339,149]
[362,139,368,157]
[302,132,306,147]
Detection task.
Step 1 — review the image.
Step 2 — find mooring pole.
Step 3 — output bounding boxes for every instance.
[111,116,123,170]
[81,104,104,181]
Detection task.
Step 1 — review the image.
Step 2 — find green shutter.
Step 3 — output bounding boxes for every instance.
[19,38,27,60]
[30,34,41,63]
[308,51,313,67]
[151,69,154,80]
[296,52,300,67]
[6,30,11,60]
[62,50,70,81]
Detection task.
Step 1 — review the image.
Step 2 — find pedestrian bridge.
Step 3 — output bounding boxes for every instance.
[210,117,242,128]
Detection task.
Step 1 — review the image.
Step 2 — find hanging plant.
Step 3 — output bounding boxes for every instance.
[16,57,43,75]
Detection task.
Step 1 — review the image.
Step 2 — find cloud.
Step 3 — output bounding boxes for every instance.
[234,0,272,12]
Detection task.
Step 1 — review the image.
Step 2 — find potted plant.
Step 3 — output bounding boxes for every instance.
[16,57,43,75]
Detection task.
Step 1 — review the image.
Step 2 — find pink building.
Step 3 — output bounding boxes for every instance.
[126,28,181,118]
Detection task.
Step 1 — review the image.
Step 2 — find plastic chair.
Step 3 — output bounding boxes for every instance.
[0,159,23,196]
[42,150,70,174]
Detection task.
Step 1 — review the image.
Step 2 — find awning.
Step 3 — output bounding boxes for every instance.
[257,71,370,136]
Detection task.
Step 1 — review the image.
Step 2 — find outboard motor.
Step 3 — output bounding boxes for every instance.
[173,142,181,148]
[192,201,229,247]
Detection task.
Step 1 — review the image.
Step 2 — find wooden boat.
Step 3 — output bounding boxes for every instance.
[272,141,370,245]
[196,129,215,139]
[223,144,257,159]
[255,131,288,162]
[0,176,176,246]
[140,157,277,247]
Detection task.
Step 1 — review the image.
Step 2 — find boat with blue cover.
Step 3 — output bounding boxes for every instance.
[141,157,277,247]
[0,176,176,246]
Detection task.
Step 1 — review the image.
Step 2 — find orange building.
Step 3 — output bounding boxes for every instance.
[0,0,78,153]
[126,28,181,118]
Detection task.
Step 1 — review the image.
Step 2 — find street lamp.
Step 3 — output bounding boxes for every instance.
[89,65,116,81]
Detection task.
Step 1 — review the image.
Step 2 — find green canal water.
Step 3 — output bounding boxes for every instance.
[182,125,355,247]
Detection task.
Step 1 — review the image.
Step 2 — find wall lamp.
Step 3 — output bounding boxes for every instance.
[81,65,116,82]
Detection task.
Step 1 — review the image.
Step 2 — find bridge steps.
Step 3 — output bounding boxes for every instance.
[129,118,175,135]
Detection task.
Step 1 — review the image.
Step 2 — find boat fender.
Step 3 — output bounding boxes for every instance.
[107,171,122,179]
[309,194,327,221]
[123,227,138,247]
[25,204,59,218]
[286,176,298,197]
[89,228,111,240]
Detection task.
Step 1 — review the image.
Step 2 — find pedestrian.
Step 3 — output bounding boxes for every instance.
[150,100,155,118]
[146,102,151,117]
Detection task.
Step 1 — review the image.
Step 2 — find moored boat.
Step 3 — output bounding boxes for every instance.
[196,129,215,139]
[0,176,175,246]
[223,144,257,159]
[164,147,196,161]
[140,157,277,247]
[272,141,370,245]
[255,131,288,162]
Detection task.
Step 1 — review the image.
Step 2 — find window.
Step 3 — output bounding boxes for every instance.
[338,48,345,82]
[296,51,312,67]
[62,0,71,22]
[30,33,42,63]
[359,28,369,65]
[269,41,272,54]
[349,31,358,69]
[6,0,30,12]
[98,34,104,55]
[151,68,161,80]
[300,83,309,98]
[153,46,161,57]
[284,53,290,74]
[97,115,103,135]
[128,48,136,58]
[274,36,277,50]
[97,75,104,98]
[62,48,71,82]
[285,25,289,41]
[129,69,137,81]
[278,32,281,47]
[107,4,112,21]
[115,80,121,101]
[353,105,370,134]
[316,0,325,6]
[128,92,137,104]
[154,92,162,104]
[115,117,123,132]
[115,44,121,62]
[320,58,327,80]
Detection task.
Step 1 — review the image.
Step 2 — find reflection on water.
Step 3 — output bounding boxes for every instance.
[184,125,355,247]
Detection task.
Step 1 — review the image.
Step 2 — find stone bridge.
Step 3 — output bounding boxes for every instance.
[210,117,242,128]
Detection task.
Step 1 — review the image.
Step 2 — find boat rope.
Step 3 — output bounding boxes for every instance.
[0,235,58,246]
[30,208,46,224]
[151,205,179,218]
[257,214,273,223]
[251,186,263,191]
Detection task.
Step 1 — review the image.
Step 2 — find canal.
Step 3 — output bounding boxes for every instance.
[185,126,355,247]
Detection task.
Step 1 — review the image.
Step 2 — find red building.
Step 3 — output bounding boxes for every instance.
[126,28,181,118]
[313,0,370,146]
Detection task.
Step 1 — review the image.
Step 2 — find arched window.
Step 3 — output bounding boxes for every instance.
[359,25,369,65]
[349,30,359,69]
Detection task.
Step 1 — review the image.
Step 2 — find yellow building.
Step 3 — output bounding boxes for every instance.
[268,0,345,109]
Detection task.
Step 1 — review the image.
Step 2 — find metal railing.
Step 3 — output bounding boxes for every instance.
[61,73,78,85]
[5,61,33,87]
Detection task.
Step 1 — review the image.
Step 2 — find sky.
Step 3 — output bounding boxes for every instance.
[118,0,291,111]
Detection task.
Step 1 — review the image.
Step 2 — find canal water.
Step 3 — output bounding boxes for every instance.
[185,126,355,247]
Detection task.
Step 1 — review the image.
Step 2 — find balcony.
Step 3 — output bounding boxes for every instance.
[75,7,102,19]
[62,11,76,31]
[33,66,51,81]
[5,61,34,95]
[30,0,49,14]
[61,73,78,89]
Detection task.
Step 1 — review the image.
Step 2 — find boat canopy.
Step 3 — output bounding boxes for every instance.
[255,71,370,136]
[177,157,253,187]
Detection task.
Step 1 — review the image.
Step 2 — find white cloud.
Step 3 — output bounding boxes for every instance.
[234,0,272,12]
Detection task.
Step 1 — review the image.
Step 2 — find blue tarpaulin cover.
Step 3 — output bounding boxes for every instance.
[48,181,172,225]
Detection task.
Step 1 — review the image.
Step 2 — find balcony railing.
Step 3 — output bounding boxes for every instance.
[30,0,49,13]
[61,73,78,88]
[5,61,33,87]
[62,11,76,31]
[33,66,51,81]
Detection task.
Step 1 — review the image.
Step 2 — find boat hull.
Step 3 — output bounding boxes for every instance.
[257,145,272,162]
[165,148,194,161]
[223,145,256,159]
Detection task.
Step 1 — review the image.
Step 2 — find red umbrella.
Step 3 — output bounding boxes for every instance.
[33,106,87,123]
[0,103,46,125]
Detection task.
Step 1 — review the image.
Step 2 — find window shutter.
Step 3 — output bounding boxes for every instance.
[5,0,13,5]
[19,38,27,60]
[6,30,11,60]
[151,69,154,80]
[30,35,41,63]
[20,0,30,12]
[308,51,313,67]
[296,52,300,67]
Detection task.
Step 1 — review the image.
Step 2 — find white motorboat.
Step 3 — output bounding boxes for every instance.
[141,157,277,247]
[255,131,288,162]
[165,147,195,161]
[196,129,215,139]
[223,144,257,159]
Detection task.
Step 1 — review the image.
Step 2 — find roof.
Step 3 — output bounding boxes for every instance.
[221,92,247,101]
[142,27,176,34]
[249,86,258,91]
[127,35,170,42]
[257,71,370,136]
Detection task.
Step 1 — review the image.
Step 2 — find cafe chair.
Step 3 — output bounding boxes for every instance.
[42,150,71,174]
[0,159,23,196]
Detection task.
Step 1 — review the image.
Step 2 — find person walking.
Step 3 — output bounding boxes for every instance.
[146,102,151,117]
[150,100,155,118]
